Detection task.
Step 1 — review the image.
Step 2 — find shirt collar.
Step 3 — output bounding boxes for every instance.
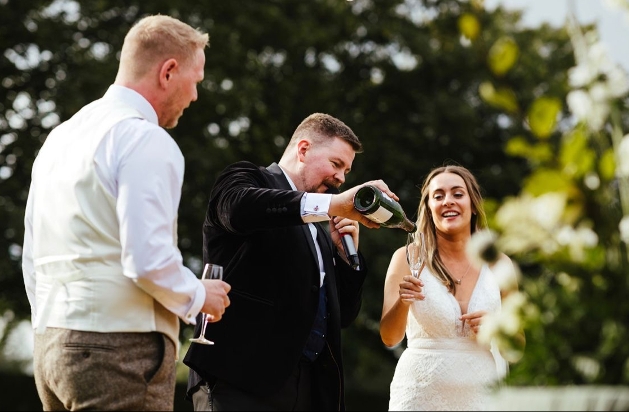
[278,164,298,191]
[103,85,159,125]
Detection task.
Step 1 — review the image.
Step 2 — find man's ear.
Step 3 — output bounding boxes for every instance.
[159,58,178,87]
[296,139,310,161]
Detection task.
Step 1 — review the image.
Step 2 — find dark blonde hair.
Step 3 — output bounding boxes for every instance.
[414,164,487,293]
[284,113,363,153]
[119,15,209,80]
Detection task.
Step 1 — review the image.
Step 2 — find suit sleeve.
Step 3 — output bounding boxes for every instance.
[207,162,306,234]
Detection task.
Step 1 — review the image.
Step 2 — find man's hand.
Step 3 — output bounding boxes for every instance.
[200,279,231,322]
[328,179,398,229]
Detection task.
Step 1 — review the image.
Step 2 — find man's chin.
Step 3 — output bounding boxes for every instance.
[161,119,178,129]
[323,184,341,194]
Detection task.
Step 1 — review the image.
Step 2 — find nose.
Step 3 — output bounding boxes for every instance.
[335,172,346,185]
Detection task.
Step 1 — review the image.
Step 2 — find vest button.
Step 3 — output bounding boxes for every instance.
[311,285,318,293]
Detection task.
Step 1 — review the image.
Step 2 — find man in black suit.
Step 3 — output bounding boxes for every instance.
[183,113,398,411]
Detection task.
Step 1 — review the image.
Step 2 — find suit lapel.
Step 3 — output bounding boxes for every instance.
[303,224,319,269]
[266,163,321,270]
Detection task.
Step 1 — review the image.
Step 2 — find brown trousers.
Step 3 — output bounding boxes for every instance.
[34,328,176,411]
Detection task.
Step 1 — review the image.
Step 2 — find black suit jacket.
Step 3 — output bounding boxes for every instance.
[183,161,367,410]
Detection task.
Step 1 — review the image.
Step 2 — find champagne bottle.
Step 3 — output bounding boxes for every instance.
[353,185,417,232]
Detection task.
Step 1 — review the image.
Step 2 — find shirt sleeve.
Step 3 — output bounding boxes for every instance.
[100,119,205,324]
[22,183,37,326]
[301,192,332,223]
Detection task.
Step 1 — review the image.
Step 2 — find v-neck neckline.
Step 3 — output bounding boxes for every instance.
[449,265,484,316]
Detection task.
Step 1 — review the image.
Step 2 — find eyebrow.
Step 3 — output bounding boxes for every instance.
[432,185,466,192]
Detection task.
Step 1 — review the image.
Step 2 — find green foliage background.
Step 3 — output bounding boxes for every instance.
[2,0,627,410]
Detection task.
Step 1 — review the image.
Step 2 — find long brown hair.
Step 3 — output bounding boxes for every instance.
[413,164,487,293]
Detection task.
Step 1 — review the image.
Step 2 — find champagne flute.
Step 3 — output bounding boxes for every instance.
[406,232,423,279]
[189,263,223,345]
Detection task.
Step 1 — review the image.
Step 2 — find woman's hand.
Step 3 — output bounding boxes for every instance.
[460,310,487,335]
[399,275,424,303]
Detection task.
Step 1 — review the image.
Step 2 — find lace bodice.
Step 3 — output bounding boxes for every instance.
[407,264,501,340]
[388,265,506,411]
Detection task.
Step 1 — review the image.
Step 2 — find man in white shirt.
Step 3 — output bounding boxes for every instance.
[21,14,231,410]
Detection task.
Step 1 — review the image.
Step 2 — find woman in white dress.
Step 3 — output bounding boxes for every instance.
[380,164,519,411]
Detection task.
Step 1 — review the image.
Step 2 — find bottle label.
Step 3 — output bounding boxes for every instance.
[365,206,393,224]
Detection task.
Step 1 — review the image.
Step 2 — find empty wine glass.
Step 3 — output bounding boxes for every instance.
[406,232,423,279]
[189,263,223,345]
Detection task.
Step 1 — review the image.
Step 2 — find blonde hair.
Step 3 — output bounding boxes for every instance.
[414,164,487,293]
[119,15,209,80]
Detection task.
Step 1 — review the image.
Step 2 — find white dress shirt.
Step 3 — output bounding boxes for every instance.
[22,85,205,329]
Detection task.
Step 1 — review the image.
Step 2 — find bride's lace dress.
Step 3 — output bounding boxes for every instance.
[388,265,506,411]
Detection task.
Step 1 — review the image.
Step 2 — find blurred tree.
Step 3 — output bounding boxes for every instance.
[1,0,584,409]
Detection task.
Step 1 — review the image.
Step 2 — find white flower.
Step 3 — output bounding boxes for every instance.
[584,172,600,190]
[567,90,593,124]
[567,87,610,131]
[501,291,526,314]
[478,293,526,345]
[567,86,610,131]
[492,257,521,293]
[466,229,499,267]
[604,66,629,98]
[555,225,574,246]
[575,226,598,247]
[556,224,598,262]
[568,64,595,88]
[477,311,500,346]
[498,305,522,336]
[618,135,629,177]
[495,193,567,255]
[620,215,629,244]
[589,82,611,103]
[531,193,568,230]
[572,355,601,382]
[586,42,613,74]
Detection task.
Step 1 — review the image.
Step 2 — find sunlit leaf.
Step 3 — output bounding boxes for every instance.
[528,97,562,139]
[505,135,531,157]
[599,149,616,181]
[478,81,519,113]
[559,128,596,178]
[458,13,480,41]
[505,135,554,163]
[523,168,572,196]
[488,37,519,76]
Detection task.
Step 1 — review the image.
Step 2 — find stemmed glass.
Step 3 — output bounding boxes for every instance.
[406,232,423,279]
[189,263,223,345]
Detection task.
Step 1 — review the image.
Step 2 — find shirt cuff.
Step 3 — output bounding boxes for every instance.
[184,282,206,325]
[302,193,332,223]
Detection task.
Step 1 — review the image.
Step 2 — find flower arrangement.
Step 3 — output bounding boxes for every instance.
[468,7,629,386]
